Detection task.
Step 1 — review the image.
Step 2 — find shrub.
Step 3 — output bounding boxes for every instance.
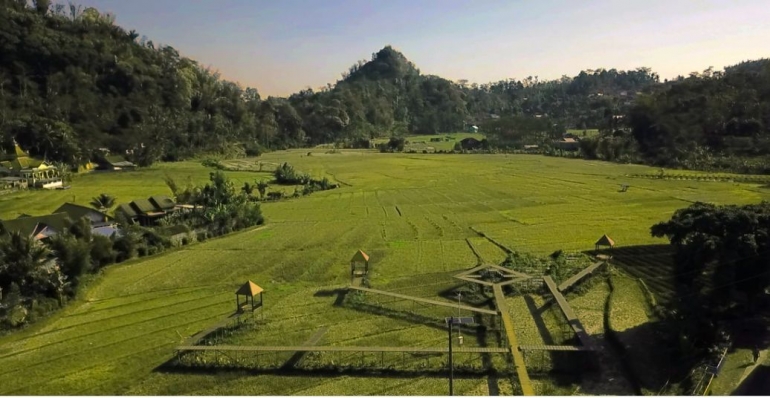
[387,137,405,152]
[201,158,225,170]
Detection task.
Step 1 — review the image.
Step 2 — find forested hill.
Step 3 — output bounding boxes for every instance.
[2,1,769,172]
[291,46,660,139]
[627,59,770,169]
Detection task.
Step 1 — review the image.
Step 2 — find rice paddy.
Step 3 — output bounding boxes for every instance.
[0,149,767,395]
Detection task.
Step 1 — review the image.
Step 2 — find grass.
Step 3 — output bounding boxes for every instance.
[371,132,486,152]
[566,129,600,138]
[608,271,672,394]
[0,150,768,395]
[0,162,263,219]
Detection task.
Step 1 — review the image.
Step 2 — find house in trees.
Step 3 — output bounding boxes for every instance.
[0,142,62,189]
[554,137,580,151]
[0,204,118,241]
[114,195,185,226]
[52,203,119,237]
[95,155,137,171]
[0,213,69,241]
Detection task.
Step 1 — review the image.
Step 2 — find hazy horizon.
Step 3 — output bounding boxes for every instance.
[59,0,770,97]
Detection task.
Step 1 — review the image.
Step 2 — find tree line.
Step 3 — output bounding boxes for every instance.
[1,1,769,173]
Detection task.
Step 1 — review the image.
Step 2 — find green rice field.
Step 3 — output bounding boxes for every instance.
[0,150,767,395]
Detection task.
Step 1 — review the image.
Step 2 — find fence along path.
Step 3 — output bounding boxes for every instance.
[543,276,595,350]
[557,261,606,293]
[348,285,498,315]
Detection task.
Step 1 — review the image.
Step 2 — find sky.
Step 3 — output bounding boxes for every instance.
[61,0,770,97]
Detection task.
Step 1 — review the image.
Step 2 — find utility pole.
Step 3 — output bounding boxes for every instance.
[448,318,454,396]
[446,316,474,396]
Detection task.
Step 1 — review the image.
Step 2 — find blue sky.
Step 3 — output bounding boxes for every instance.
[62,0,770,97]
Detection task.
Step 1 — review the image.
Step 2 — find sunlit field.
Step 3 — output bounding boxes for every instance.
[0,150,767,395]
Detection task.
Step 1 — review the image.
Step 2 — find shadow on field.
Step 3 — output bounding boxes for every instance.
[154,361,506,380]
[523,295,556,345]
[608,321,677,393]
[341,301,478,334]
[437,284,497,311]
[733,365,770,395]
[313,288,348,306]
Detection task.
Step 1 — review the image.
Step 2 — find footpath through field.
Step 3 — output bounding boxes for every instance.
[492,284,535,396]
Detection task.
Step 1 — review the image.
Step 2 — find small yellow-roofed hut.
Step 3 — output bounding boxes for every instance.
[235,280,264,313]
[351,250,370,278]
[595,234,616,251]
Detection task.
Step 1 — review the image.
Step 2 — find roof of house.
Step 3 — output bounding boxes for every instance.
[149,195,175,211]
[595,234,615,247]
[351,250,370,263]
[0,144,49,171]
[115,203,138,218]
[52,203,112,223]
[115,196,178,219]
[558,138,578,143]
[236,281,264,296]
[131,199,159,214]
[0,213,69,238]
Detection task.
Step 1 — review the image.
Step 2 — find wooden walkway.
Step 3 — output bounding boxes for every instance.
[176,345,510,354]
[348,286,499,316]
[493,284,535,396]
[543,276,595,350]
[557,261,606,293]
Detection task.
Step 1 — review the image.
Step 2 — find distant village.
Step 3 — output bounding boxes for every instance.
[0,142,137,192]
[0,195,196,246]
[0,142,196,243]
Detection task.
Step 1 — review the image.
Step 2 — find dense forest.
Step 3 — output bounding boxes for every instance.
[1,0,769,173]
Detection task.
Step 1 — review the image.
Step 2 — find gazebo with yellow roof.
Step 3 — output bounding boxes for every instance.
[235,280,264,313]
[350,250,370,278]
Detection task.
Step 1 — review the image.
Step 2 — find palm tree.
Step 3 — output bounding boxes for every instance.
[256,180,269,200]
[90,193,116,211]
[0,232,53,294]
[242,182,254,196]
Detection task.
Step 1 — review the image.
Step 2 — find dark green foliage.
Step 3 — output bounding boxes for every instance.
[255,180,269,200]
[47,233,91,282]
[90,193,116,211]
[201,159,226,170]
[0,232,59,298]
[387,137,405,152]
[272,162,337,197]
[90,234,116,268]
[627,60,770,171]
[651,201,770,355]
[273,162,309,184]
